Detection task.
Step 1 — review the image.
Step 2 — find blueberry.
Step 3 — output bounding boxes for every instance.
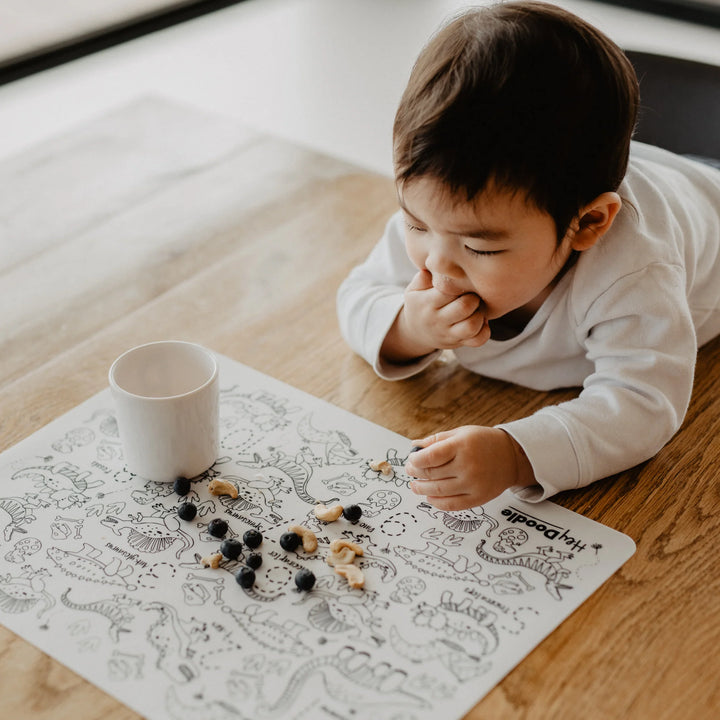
[279,532,301,552]
[243,529,263,549]
[208,518,229,538]
[177,502,197,521]
[173,476,191,496]
[235,566,256,588]
[342,504,362,522]
[294,568,316,591]
[220,538,243,560]
[246,552,262,569]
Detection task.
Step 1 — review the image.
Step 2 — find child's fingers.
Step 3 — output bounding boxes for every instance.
[407,268,434,292]
[410,477,463,497]
[405,436,457,478]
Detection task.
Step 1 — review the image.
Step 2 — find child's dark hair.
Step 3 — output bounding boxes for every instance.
[393,1,639,241]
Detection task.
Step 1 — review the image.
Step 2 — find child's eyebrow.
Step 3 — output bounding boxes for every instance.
[399,200,509,241]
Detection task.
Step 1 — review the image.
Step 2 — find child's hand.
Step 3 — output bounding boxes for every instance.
[381,270,491,363]
[404,269,490,351]
[405,426,535,510]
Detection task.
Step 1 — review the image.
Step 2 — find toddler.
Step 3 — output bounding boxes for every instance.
[336,1,720,508]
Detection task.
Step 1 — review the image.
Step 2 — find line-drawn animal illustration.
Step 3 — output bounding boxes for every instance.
[417,502,499,536]
[47,543,136,589]
[0,566,54,617]
[101,510,194,559]
[297,414,359,465]
[223,605,312,657]
[389,591,499,681]
[475,541,574,600]
[394,542,487,585]
[61,588,138,642]
[257,645,427,716]
[142,601,198,683]
[0,495,42,540]
[12,461,103,510]
[296,579,386,646]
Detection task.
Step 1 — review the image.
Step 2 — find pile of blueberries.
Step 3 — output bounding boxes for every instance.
[173,475,362,592]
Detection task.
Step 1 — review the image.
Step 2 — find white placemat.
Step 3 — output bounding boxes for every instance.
[0,353,635,720]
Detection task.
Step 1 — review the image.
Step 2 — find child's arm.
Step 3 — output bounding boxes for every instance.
[405,426,537,509]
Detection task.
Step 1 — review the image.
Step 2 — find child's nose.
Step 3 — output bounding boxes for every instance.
[425,243,462,278]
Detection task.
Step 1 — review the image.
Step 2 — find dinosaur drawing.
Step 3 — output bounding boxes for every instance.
[257,645,427,716]
[47,543,136,589]
[475,540,574,600]
[61,588,137,642]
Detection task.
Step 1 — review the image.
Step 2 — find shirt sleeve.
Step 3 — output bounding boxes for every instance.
[336,211,442,379]
[499,262,696,502]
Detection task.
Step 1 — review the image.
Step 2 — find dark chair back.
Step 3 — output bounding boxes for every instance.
[624,50,720,160]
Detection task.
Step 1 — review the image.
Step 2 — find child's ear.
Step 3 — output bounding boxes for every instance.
[570,192,622,251]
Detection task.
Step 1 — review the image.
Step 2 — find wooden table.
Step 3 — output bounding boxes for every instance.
[1,97,718,720]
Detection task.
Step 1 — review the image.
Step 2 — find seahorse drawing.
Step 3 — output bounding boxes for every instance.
[475,541,574,600]
[47,544,136,589]
[394,542,486,584]
[417,502,499,536]
[222,605,312,657]
[0,567,54,618]
[142,601,198,683]
[257,645,427,717]
[60,588,137,642]
[101,512,194,559]
[297,413,359,465]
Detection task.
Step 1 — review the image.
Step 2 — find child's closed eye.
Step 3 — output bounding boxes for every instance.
[465,246,502,256]
[405,222,426,232]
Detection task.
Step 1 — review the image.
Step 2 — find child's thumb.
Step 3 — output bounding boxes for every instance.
[408,268,433,291]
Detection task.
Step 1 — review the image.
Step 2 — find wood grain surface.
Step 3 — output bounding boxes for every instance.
[0,98,718,720]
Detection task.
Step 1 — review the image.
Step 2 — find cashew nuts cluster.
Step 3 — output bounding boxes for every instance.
[326,538,365,588]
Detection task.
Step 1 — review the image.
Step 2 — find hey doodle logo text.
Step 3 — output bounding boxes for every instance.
[502,506,588,553]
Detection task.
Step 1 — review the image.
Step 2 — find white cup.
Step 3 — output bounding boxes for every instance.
[109,340,219,482]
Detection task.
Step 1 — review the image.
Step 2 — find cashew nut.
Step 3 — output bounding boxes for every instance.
[314,503,344,522]
[326,546,357,567]
[288,524,318,553]
[334,563,365,589]
[208,479,239,499]
[329,538,364,556]
[369,459,393,476]
[201,552,223,569]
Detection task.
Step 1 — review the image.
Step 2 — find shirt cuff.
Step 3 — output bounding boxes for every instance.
[496,409,581,502]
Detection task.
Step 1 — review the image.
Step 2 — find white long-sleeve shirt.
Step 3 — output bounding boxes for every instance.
[337,143,720,501]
